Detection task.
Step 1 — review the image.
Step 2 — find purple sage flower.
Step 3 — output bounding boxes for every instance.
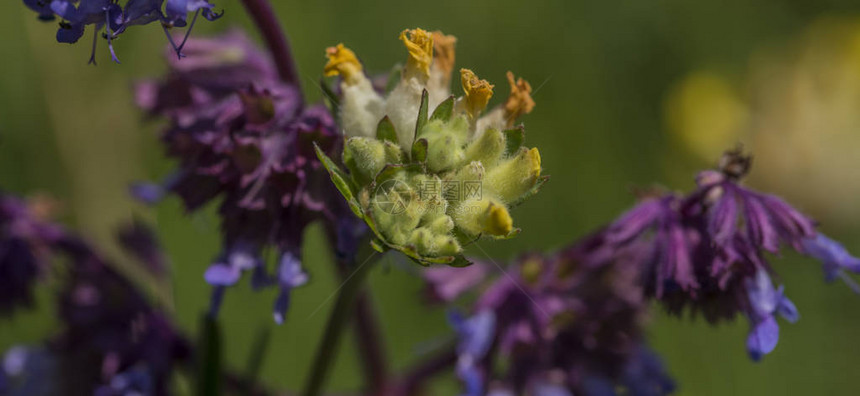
[426,244,667,395]
[570,147,859,359]
[135,30,349,323]
[0,200,188,394]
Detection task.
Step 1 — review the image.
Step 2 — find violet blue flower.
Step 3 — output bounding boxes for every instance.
[449,310,496,396]
[22,0,222,63]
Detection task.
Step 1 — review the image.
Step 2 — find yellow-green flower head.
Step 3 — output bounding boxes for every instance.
[316,28,546,266]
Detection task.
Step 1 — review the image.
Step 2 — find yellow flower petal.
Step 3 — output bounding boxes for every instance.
[399,28,434,78]
[324,44,364,85]
[482,202,513,236]
[460,68,494,117]
[503,71,536,127]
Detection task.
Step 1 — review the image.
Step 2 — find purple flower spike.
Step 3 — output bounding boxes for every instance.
[802,233,860,292]
[0,193,69,316]
[426,244,666,395]
[136,30,350,323]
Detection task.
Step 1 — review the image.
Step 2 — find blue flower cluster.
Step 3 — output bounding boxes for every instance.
[23,0,221,63]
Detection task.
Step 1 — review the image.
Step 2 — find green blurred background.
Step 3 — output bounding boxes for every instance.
[3,0,860,394]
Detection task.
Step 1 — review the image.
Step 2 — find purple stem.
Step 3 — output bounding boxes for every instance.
[353,290,389,393]
[239,0,302,92]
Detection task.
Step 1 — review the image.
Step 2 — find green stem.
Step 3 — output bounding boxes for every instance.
[303,249,378,396]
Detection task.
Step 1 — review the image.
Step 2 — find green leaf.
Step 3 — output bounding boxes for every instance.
[376,116,398,143]
[373,163,422,184]
[400,246,456,265]
[370,238,387,253]
[319,78,340,123]
[447,255,473,268]
[430,96,455,122]
[413,89,429,142]
[362,208,387,245]
[510,175,550,208]
[502,126,525,157]
[411,138,428,163]
[489,227,522,240]
[314,143,362,217]
[196,314,222,396]
[385,64,402,94]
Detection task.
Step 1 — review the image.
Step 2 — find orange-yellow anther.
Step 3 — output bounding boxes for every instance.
[431,31,457,76]
[324,44,364,85]
[399,28,434,77]
[503,71,536,127]
[460,68,494,117]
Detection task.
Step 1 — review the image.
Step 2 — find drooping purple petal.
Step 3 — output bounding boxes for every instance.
[743,193,780,253]
[277,252,308,288]
[203,264,240,286]
[802,233,860,282]
[775,287,799,323]
[708,187,738,245]
[746,316,779,361]
[745,269,778,318]
[605,198,662,244]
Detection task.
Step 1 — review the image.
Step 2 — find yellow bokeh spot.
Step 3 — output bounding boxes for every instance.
[399,28,434,77]
[460,68,494,117]
[503,71,536,127]
[324,44,364,85]
[664,71,747,160]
